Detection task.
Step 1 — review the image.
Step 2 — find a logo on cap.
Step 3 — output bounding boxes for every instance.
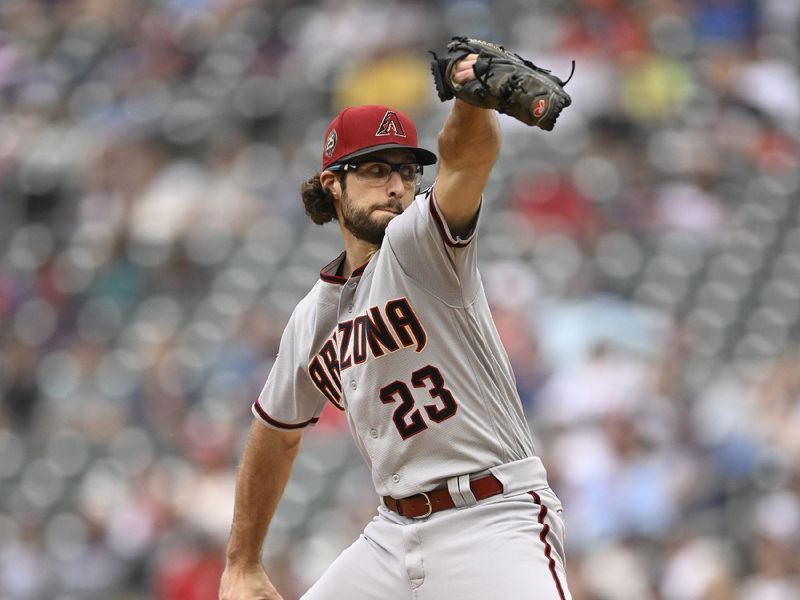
[375,111,406,137]
[325,129,337,157]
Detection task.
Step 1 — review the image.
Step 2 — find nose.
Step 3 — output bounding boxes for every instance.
[386,171,406,196]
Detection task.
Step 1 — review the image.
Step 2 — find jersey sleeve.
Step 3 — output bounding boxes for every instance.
[251,309,328,430]
[384,185,482,306]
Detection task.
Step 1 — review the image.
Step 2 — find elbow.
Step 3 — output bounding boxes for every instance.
[277,429,303,455]
[250,419,303,455]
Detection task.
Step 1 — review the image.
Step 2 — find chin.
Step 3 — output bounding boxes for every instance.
[372,213,396,227]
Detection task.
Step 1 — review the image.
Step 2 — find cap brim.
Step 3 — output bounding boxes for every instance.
[335,143,437,166]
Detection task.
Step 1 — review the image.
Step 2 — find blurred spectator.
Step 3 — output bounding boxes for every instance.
[0,521,50,599]
[1,340,41,431]
[693,0,759,44]
[152,532,225,600]
[755,353,800,461]
[510,171,598,243]
[619,51,694,123]
[659,535,740,600]
[333,51,432,114]
[654,176,726,239]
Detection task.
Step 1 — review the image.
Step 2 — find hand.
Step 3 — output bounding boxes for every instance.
[451,53,478,85]
[430,37,572,129]
[219,563,283,600]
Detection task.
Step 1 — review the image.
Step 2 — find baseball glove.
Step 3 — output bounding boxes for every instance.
[430,37,574,130]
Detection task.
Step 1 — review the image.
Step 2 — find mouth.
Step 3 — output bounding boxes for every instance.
[375,207,401,215]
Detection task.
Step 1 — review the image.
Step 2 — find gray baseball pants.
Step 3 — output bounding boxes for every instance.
[301,486,571,600]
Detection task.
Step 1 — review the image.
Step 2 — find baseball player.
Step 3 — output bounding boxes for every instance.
[220,45,573,600]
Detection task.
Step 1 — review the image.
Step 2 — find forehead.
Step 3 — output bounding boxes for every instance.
[357,149,417,163]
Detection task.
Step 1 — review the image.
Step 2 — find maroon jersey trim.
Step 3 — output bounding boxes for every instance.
[252,401,319,429]
[427,187,478,248]
[320,272,348,284]
[320,252,347,284]
[319,252,370,284]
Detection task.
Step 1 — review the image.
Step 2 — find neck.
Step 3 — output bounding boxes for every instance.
[340,231,379,278]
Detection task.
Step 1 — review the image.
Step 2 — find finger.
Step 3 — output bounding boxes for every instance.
[450,53,478,84]
[455,55,478,73]
[452,60,477,85]
[455,59,476,73]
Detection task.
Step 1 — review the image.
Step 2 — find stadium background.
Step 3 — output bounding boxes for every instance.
[1,0,799,598]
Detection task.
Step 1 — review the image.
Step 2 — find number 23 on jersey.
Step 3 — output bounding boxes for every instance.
[380,365,458,439]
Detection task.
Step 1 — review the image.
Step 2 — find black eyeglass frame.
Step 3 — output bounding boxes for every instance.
[327,161,423,187]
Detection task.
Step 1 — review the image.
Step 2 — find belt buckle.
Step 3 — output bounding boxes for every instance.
[412,492,432,519]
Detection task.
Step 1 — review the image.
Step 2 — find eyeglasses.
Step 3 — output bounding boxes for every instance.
[328,161,423,188]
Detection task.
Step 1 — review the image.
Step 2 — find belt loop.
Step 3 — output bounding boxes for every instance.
[446,475,469,509]
[457,474,478,507]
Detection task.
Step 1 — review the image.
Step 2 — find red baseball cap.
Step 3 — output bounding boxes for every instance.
[321,105,437,170]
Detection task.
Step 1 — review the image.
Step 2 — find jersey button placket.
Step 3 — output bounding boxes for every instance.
[369,428,378,439]
[392,474,400,483]
[350,380,357,390]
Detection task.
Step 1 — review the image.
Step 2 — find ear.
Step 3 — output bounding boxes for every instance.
[320,170,340,199]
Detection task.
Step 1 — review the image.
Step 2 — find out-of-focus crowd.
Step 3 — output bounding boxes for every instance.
[1,0,799,598]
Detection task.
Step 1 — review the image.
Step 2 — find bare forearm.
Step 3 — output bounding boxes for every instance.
[225,420,302,568]
[434,100,500,232]
[438,99,500,172]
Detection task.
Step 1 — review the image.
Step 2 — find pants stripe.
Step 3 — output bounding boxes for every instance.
[529,491,566,600]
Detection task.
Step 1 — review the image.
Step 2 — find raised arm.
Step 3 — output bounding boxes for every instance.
[433,56,501,236]
[220,420,303,600]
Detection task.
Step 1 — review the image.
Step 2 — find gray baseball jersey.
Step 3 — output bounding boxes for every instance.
[253,187,538,499]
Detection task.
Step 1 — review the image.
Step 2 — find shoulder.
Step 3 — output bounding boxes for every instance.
[282,282,324,332]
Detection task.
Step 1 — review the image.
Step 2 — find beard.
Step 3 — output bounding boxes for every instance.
[339,189,403,245]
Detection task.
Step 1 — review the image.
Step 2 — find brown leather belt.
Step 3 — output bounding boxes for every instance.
[383,475,504,519]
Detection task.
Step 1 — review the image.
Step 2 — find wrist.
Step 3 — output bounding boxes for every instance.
[224,550,263,571]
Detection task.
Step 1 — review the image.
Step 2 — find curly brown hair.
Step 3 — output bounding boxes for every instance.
[300,172,346,225]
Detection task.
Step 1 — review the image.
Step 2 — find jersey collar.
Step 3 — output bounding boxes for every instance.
[319,252,371,285]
